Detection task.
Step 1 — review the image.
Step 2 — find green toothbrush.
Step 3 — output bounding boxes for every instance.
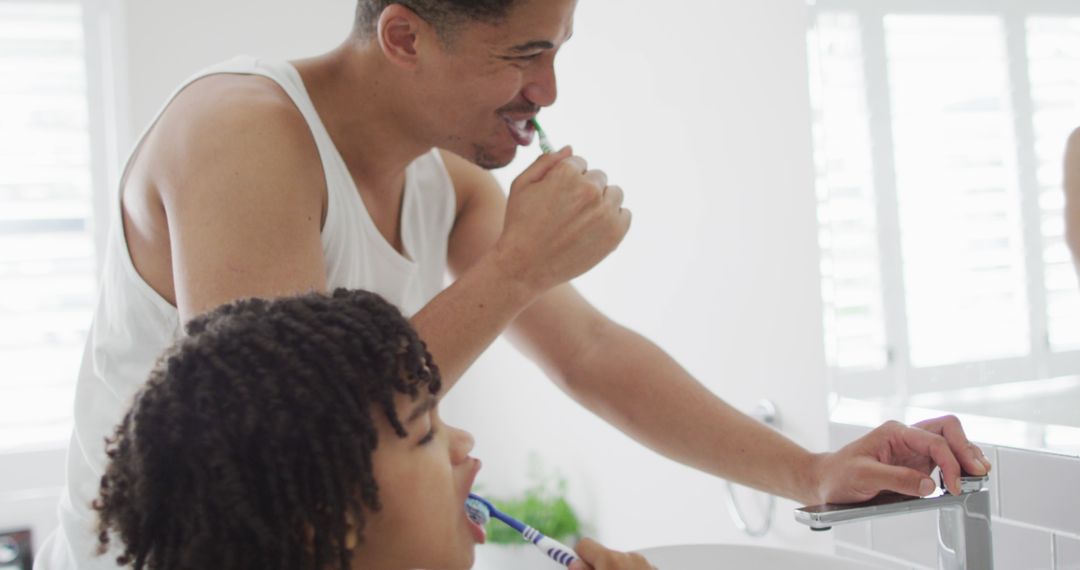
[530,118,554,154]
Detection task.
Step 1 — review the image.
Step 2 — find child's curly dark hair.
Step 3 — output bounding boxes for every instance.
[93,288,441,570]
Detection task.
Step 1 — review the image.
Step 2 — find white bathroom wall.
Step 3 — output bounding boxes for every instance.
[108,0,833,555]
[117,0,356,148]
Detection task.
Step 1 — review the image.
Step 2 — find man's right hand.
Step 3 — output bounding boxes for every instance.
[568,538,657,570]
[494,146,631,294]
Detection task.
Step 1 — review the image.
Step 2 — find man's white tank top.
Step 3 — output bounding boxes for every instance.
[37,56,456,569]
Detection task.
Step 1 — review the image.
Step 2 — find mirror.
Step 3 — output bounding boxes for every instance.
[807,3,1080,456]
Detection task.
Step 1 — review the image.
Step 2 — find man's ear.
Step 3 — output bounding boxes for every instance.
[377,4,437,69]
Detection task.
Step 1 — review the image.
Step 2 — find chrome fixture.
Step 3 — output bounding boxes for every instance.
[725,399,779,537]
[794,472,993,569]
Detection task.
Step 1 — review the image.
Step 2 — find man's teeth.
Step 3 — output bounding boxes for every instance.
[504,117,530,132]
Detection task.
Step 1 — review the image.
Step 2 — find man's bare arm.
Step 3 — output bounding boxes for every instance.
[443,156,991,505]
[152,78,328,322]
[513,291,825,504]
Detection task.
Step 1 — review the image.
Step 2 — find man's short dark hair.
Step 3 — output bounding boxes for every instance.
[93,289,441,570]
[355,0,521,42]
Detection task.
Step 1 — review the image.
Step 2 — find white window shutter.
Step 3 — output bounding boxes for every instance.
[0,1,95,450]
[1028,16,1080,351]
[811,7,1080,393]
[810,12,890,372]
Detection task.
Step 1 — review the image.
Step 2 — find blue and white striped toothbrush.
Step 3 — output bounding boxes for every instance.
[466,493,579,567]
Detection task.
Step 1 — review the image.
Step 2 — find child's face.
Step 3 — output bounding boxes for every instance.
[353,393,483,569]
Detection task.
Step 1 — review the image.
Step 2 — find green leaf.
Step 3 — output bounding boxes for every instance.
[483,477,582,545]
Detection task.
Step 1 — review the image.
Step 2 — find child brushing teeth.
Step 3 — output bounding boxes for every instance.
[93,289,655,570]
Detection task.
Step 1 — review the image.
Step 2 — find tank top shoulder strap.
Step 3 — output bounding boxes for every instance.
[125,56,341,194]
[240,57,343,169]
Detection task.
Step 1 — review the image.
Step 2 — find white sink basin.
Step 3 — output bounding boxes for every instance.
[638,544,882,569]
[473,543,882,569]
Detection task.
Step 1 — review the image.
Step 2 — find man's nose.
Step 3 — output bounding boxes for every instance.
[522,61,558,107]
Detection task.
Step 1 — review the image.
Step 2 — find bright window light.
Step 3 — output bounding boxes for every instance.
[810,4,1080,395]
[0,1,96,451]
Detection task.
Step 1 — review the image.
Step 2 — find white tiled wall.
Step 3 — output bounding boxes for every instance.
[1059,534,1080,570]
[997,448,1080,536]
[829,422,1080,570]
[993,520,1055,569]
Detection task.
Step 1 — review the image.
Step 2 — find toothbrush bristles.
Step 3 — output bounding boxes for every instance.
[464,497,491,526]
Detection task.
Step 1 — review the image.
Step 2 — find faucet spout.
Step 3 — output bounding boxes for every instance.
[794,487,974,530]
[793,475,993,570]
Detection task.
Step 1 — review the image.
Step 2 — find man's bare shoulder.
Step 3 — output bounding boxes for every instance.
[155,73,309,149]
[145,73,321,202]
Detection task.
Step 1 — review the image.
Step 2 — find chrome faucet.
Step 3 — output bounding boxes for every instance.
[794,473,993,569]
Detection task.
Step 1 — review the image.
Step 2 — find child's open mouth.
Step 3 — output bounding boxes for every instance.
[463,460,487,543]
[466,513,487,544]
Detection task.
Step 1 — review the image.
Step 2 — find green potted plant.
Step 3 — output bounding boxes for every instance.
[472,467,585,570]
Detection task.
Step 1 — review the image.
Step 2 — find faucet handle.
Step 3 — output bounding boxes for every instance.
[938,470,989,495]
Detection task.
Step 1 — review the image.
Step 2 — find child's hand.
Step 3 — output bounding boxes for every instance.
[568,538,657,570]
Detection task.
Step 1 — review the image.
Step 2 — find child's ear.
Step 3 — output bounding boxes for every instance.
[302,515,359,551]
[303,522,315,550]
[344,509,359,550]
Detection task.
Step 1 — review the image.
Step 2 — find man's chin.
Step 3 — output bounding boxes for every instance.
[472,143,517,170]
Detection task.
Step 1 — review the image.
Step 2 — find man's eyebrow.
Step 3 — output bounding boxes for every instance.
[506,40,556,53]
[505,30,573,54]
[406,396,438,423]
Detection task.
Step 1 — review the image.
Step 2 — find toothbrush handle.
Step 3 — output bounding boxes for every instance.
[523,525,579,566]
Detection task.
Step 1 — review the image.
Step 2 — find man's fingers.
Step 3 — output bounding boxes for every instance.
[915,415,991,476]
[897,425,963,495]
[517,145,574,185]
[619,207,633,233]
[864,461,938,498]
[603,185,624,210]
[560,155,589,176]
[585,169,608,190]
[970,442,992,473]
[605,186,632,237]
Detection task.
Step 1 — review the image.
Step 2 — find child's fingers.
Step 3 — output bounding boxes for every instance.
[572,537,657,569]
[573,537,604,566]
